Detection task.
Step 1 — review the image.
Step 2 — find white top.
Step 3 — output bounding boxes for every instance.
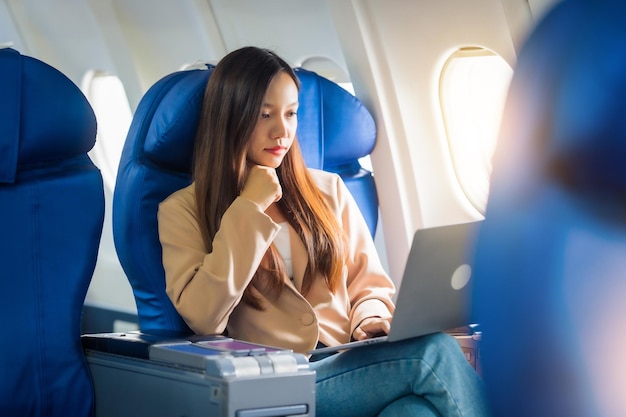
[273,222,293,279]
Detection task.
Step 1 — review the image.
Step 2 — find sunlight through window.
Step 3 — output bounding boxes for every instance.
[440,47,513,213]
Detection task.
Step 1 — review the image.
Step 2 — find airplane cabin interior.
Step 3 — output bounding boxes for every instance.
[2,0,625,416]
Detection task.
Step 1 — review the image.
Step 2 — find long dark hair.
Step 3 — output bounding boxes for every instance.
[192,46,346,309]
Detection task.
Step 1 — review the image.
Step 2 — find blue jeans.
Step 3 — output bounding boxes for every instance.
[309,333,489,417]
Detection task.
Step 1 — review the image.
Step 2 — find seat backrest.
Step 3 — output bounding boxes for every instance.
[113,65,378,333]
[471,1,626,416]
[0,47,104,416]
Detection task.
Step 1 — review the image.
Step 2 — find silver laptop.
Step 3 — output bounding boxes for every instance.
[308,220,481,355]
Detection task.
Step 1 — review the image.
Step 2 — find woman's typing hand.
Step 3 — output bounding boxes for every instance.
[352,317,392,341]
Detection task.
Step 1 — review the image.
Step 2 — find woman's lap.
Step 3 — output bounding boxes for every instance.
[309,332,488,417]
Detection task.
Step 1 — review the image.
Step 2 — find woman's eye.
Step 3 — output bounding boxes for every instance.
[287,111,297,117]
[261,113,270,119]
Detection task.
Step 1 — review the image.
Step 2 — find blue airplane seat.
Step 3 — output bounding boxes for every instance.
[113,65,379,334]
[471,1,626,416]
[0,47,104,416]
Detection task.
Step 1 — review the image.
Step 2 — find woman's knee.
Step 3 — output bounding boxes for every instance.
[400,332,472,372]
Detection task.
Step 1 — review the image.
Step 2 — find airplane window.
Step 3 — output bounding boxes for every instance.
[439,47,513,213]
[81,70,132,191]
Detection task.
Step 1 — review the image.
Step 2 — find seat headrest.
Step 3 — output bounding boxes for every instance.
[136,66,376,174]
[142,66,214,173]
[0,48,97,183]
[295,68,376,172]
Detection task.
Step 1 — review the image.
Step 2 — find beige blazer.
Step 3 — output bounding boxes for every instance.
[158,169,395,354]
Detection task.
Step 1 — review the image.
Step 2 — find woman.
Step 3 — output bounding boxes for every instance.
[158,46,488,417]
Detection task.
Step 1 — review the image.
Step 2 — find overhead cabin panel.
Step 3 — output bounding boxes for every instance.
[209,0,348,75]
[103,0,226,96]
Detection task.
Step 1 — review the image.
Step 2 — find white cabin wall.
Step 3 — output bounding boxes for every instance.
[500,0,535,53]
[328,0,533,285]
[0,1,24,50]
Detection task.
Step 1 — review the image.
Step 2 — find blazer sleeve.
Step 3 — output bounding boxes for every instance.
[157,188,280,334]
[328,174,396,335]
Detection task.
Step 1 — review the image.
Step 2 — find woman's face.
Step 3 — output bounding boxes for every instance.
[246,71,299,168]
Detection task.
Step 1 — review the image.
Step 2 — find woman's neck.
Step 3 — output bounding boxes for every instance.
[265,203,287,223]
